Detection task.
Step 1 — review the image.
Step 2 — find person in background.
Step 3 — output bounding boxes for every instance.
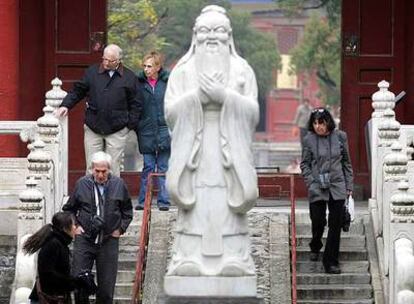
[62,151,133,304]
[55,44,142,177]
[293,98,313,147]
[134,51,170,211]
[24,211,89,303]
[300,108,353,274]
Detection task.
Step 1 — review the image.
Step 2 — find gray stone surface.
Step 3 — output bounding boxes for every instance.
[142,210,175,304]
[143,209,290,304]
[0,235,16,304]
[364,215,385,304]
[157,295,264,304]
[269,213,291,304]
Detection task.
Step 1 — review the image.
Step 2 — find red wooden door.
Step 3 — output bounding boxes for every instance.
[44,0,107,173]
[341,0,413,198]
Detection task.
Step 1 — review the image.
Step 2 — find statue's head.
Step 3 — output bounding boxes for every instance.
[193,5,232,55]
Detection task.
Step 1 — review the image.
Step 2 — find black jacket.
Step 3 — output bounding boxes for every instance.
[135,69,170,153]
[61,63,142,135]
[62,174,133,238]
[29,229,78,300]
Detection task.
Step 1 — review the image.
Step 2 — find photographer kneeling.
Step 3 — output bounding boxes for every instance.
[300,108,354,274]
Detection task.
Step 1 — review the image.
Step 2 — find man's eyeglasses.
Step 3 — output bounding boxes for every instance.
[102,57,119,64]
[312,108,325,113]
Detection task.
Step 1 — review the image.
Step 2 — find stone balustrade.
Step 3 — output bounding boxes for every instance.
[4,78,68,304]
[369,80,414,304]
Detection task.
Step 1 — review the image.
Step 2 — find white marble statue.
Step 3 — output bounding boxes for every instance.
[165,5,259,278]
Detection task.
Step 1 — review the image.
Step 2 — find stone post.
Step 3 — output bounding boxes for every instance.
[27,138,53,222]
[39,78,68,216]
[11,177,44,304]
[371,80,396,199]
[374,109,401,236]
[389,181,414,304]
[383,142,408,273]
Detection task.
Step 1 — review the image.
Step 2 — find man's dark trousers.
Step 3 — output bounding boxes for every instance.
[72,234,119,304]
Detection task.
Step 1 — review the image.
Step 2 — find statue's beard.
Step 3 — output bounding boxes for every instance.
[194,42,230,86]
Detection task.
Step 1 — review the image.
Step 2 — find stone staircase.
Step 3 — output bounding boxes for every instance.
[295,216,374,304]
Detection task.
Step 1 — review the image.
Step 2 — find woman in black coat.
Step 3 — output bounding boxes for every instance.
[24,212,86,303]
[300,108,354,274]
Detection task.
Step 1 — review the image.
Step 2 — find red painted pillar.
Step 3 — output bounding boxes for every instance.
[0,0,19,156]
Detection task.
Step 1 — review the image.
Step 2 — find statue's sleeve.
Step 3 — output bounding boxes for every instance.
[222,63,259,214]
[164,66,202,210]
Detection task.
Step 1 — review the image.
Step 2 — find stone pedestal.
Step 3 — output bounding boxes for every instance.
[159,293,263,304]
[164,276,258,297]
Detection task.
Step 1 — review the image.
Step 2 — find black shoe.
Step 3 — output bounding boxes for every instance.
[158,205,169,211]
[134,205,144,211]
[310,252,319,261]
[325,265,341,274]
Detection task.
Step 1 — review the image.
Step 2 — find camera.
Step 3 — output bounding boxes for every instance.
[77,270,97,295]
[318,172,330,189]
[90,214,105,237]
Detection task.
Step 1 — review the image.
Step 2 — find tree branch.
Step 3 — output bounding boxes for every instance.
[316,66,337,88]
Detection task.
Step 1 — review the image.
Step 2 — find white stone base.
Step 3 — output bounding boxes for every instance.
[164,276,257,297]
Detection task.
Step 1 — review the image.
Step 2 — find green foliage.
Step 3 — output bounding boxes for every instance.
[108,0,281,102]
[229,10,281,98]
[108,0,167,72]
[277,0,341,106]
[156,0,231,65]
[277,0,341,26]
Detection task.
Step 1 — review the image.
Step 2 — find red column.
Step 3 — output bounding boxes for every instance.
[0,0,19,156]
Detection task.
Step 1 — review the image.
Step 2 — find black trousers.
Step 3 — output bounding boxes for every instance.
[72,234,119,304]
[309,195,345,269]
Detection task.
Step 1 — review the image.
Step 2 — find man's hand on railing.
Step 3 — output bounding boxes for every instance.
[55,106,69,117]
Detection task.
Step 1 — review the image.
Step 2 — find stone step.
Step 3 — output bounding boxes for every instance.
[122,223,141,236]
[297,284,372,300]
[296,261,369,273]
[296,220,365,235]
[297,273,371,285]
[296,247,367,261]
[115,270,136,283]
[119,236,141,247]
[297,299,374,304]
[296,235,366,248]
[118,258,137,270]
[114,282,133,298]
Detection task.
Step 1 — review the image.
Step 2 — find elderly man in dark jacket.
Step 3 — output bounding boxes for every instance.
[135,51,170,211]
[62,151,133,304]
[55,44,142,177]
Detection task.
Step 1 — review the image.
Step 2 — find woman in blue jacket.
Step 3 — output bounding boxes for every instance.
[135,51,170,211]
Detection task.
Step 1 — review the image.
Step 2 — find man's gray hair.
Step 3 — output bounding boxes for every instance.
[90,151,112,169]
[104,44,123,60]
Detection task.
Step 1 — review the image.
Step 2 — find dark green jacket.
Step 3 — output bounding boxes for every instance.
[135,69,170,153]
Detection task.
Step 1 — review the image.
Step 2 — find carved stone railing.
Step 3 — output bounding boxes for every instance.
[369,80,414,304]
[5,78,68,304]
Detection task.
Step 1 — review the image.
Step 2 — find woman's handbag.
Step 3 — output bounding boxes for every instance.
[36,277,67,304]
